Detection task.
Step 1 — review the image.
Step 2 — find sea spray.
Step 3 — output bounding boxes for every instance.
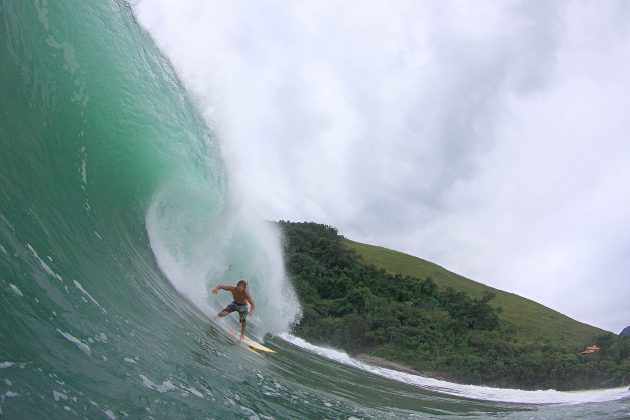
[145,178,301,337]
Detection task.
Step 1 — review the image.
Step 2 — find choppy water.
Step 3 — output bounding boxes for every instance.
[1,1,628,418]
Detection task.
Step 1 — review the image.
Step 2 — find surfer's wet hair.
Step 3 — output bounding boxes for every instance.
[237,280,247,288]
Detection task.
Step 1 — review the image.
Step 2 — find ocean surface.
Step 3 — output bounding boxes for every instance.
[0,1,628,418]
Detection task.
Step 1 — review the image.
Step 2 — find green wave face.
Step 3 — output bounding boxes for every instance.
[1,0,226,333]
[0,1,302,417]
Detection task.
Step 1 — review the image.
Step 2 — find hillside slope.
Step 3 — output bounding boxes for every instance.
[281,221,628,389]
[345,239,608,348]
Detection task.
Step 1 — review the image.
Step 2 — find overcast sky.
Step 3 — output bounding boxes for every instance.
[134,1,630,334]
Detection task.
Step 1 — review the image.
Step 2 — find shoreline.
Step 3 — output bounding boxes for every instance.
[355,354,456,383]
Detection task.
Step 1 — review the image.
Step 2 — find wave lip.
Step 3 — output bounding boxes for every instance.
[278,333,629,405]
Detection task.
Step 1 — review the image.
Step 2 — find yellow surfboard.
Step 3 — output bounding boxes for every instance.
[220,324,276,353]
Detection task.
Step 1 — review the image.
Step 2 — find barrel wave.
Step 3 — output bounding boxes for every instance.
[1,0,299,417]
[1,1,628,418]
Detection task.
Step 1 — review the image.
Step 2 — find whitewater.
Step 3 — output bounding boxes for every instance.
[0,1,628,418]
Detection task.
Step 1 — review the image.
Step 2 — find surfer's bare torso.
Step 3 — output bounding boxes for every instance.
[230,287,249,305]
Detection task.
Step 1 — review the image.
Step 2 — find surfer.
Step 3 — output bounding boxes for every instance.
[211,280,255,339]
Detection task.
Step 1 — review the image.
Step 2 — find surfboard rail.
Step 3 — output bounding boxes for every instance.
[217,323,276,353]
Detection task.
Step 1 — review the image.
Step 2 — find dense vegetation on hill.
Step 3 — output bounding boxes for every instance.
[279,221,630,390]
[345,240,607,348]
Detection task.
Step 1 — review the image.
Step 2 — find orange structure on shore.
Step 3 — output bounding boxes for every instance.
[580,345,601,355]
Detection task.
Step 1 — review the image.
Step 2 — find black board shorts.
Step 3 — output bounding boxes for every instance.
[223,302,248,323]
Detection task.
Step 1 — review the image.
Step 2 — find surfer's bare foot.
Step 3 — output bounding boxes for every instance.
[240,334,245,340]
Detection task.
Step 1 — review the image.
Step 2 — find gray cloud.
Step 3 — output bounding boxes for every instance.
[135,0,630,333]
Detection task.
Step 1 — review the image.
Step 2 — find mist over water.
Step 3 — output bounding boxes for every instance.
[0,0,628,418]
[145,178,300,336]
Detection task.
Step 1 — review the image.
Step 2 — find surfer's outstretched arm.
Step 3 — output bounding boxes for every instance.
[211,284,234,294]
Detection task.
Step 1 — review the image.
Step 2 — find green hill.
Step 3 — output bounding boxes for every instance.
[345,239,608,348]
[279,221,629,390]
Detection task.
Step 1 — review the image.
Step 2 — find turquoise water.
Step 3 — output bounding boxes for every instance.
[0,1,628,418]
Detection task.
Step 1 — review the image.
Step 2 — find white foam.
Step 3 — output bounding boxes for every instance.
[57,329,91,355]
[124,358,137,364]
[239,405,258,418]
[279,333,629,404]
[104,409,116,419]
[139,374,177,393]
[81,157,87,185]
[0,362,14,369]
[187,387,204,398]
[73,280,107,313]
[8,284,23,297]
[144,182,301,337]
[26,244,63,281]
[52,390,68,401]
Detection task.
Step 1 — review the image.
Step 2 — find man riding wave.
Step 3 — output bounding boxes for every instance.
[211,280,255,339]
